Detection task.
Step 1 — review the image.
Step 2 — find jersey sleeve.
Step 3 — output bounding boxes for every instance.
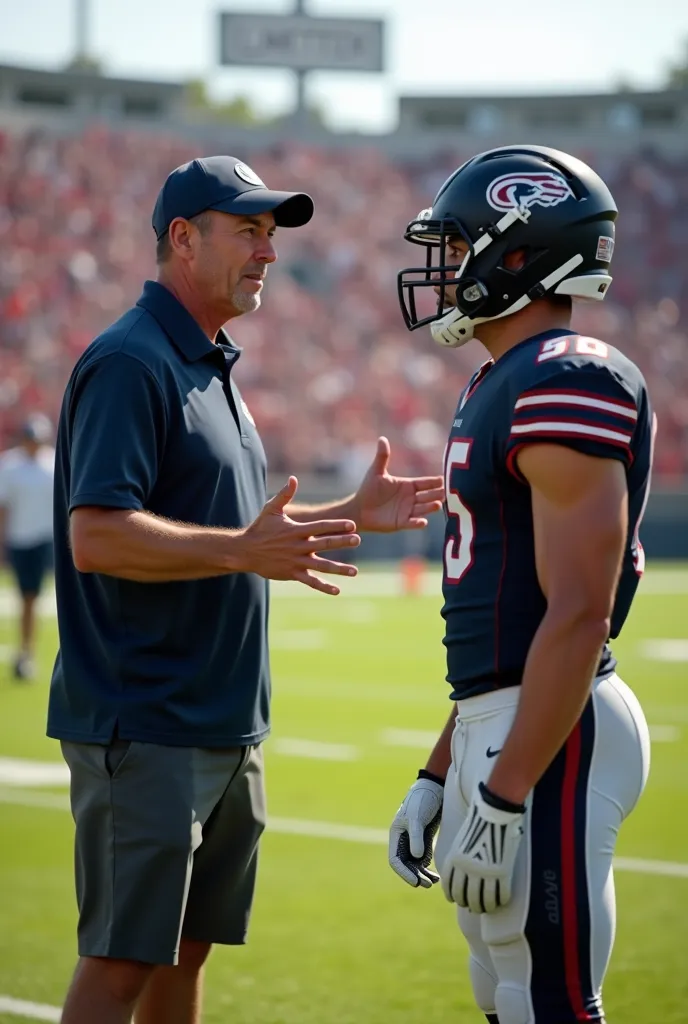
[68,353,168,513]
[505,368,638,481]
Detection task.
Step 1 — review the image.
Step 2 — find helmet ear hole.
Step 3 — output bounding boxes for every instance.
[502,248,528,271]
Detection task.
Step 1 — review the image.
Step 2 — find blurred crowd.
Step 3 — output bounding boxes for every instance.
[0,124,686,482]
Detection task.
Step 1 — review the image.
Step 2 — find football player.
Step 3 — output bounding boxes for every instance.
[388,145,654,1024]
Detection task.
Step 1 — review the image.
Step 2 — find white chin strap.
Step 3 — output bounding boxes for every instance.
[430,255,611,349]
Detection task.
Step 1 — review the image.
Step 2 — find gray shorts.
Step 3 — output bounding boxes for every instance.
[61,738,266,966]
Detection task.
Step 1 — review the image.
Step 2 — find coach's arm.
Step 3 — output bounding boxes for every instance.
[70,483,360,592]
[486,444,628,805]
[67,354,358,593]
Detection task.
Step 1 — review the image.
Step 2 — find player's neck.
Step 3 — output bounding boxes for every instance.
[476,305,572,362]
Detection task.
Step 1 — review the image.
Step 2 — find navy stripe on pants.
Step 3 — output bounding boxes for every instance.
[526,699,602,1022]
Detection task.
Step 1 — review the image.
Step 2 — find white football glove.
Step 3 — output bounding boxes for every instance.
[388,774,444,889]
[440,782,526,913]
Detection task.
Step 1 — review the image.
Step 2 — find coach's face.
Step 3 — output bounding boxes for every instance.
[190,209,277,319]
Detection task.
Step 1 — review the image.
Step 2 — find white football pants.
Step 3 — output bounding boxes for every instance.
[434,673,650,1024]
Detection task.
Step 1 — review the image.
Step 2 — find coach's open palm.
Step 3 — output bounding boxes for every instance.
[354,437,444,533]
[242,476,360,595]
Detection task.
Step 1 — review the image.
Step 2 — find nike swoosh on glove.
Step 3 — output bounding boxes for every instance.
[441,782,526,913]
[389,776,444,889]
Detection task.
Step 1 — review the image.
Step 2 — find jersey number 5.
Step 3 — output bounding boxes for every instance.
[444,439,474,584]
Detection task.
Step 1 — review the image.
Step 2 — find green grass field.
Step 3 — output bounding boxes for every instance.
[0,564,686,1023]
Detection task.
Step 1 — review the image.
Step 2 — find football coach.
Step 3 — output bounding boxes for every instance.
[47,155,444,1024]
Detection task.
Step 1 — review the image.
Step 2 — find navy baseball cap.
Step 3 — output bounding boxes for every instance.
[152,155,314,239]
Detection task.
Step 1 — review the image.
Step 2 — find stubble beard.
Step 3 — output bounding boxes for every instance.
[231,287,261,315]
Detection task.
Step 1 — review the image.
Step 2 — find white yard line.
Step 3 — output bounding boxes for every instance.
[613,856,688,879]
[0,788,69,810]
[649,725,681,743]
[269,820,688,879]
[383,726,680,747]
[0,995,60,1021]
[1,786,687,880]
[382,728,442,748]
[0,843,686,1024]
[270,816,388,845]
[0,744,366,787]
[644,704,688,724]
[0,566,685,616]
[277,681,440,705]
[637,572,688,595]
[0,758,69,788]
[270,630,326,651]
[640,639,688,662]
[273,739,358,761]
[0,708,681,795]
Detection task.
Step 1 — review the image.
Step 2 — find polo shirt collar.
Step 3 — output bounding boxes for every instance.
[136,280,242,364]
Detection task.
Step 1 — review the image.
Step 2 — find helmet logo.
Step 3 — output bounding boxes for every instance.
[486,172,574,212]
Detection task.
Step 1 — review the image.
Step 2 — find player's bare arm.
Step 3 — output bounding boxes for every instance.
[424,704,459,780]
[70,476,360,595]
[286,436,444,532]
[487,444,628,805]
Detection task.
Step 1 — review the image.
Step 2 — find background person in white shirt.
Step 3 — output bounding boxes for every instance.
[0,414,55,680]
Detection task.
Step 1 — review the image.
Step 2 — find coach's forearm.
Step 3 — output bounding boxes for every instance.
[486,613,608,804]
[70,508,245,582]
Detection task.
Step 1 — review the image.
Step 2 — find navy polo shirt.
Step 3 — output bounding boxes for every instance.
[47,281,270,748]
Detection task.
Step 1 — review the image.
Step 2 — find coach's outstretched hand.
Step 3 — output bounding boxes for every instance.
[353,437,444,533]
[242,476,360,595]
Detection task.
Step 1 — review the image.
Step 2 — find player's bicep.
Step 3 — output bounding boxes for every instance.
[517,444,627,622]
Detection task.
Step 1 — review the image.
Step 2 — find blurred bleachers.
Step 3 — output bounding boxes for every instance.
[1,124,686,482]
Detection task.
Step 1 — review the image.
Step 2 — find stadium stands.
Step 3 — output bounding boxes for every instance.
[1,125,686,480]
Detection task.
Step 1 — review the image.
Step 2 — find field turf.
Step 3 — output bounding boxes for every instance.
[0,563,686,1022]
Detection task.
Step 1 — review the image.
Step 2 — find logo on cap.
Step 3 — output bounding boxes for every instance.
[234,162,265,188]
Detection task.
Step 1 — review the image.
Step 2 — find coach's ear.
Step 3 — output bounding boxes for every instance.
[167,217,200,262]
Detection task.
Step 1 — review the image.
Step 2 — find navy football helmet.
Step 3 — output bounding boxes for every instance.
[398,145,618,347]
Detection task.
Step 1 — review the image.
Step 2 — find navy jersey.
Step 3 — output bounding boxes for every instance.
[442,329,654,700]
